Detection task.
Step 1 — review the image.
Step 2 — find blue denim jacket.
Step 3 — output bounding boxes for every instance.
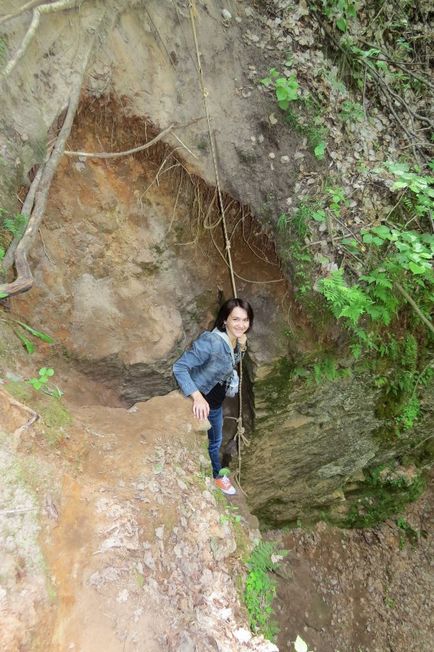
[173,329,242,397]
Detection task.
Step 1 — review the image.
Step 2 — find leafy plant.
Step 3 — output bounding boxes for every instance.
[244,541,287,641]
[29,367,55,390]
[0,210,28,238]
[339,99,364,122]
[261,68,299,107]
[0,209,28,261]
[0,317,54,353]
[341,465,426,528]
[326,185,348,216]
[312,357,350,384]
[28,367,63,398]
[383,161,434,220]
[262,68,327,159]
[395,516,420,548]
[320,0,358,33]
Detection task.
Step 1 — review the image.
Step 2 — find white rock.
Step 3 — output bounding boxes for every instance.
[155,526,164,539]
[116,589,129,603]
[234,628,252,643]
[221,9,232,20]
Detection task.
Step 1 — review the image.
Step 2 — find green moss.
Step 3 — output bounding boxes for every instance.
[38,400,72,445]
[4,381,72,446]
[336,464,426,528]
[255,357,294,413]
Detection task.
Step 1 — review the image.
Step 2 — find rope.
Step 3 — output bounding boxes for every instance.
[188,2,237,298]
[188,2,248,489]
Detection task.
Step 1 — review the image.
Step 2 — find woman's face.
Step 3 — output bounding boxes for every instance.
[225,306,250,341]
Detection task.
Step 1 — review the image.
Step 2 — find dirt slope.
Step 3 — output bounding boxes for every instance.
[0,381,279,652]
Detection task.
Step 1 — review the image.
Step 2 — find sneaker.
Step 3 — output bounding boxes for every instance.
[215,475,237,495]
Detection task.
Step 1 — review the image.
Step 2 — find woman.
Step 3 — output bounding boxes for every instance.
[173,298,254,495]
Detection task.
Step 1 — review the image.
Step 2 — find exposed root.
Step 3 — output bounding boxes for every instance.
[0,1,44,27]
[64,124,174,159]
[2,0,83,78]
[2,165,44,274]
[0,42,96,297]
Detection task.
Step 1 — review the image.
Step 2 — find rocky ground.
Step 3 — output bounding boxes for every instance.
[269,479,434,652]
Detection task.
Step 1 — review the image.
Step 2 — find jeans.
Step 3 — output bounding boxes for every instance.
[207,406,223,478]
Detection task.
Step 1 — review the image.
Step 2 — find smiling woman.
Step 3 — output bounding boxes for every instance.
[173,298,254,495]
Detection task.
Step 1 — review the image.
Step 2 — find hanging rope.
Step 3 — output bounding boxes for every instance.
[188,2,248,490]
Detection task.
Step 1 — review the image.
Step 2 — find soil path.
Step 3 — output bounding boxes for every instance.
[23,388,274,652]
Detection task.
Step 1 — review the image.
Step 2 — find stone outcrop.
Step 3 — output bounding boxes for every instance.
[242,363,382,526]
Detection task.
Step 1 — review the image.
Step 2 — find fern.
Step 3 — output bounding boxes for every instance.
[319,269,371,326]
[244,542,287,641]
[3,213,28,238]
[247,542,280,573]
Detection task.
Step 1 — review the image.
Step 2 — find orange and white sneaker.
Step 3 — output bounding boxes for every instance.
[215,475,237,495]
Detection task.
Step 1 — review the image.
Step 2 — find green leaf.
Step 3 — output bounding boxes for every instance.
[14,330,36,354]
[15,320,54,343]
[39,367,55,377]
[276,86,288,102]
[336,17,347,32]
[312,209,326,222]
[0,292,8,299]
[408,261,427,274]
[371,225,392,240]
[314,142,326,160]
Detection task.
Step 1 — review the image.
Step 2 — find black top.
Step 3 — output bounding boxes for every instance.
[203,382,226,409]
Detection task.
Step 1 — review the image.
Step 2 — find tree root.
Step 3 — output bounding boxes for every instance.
[2,0,83,78]
[0,1,45,27]
[0,89,80,296]
[2,165,44,274]
[0,58,92,298]
[64,124,174,159]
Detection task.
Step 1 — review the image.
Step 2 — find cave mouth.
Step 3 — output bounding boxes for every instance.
[16,95,290,421]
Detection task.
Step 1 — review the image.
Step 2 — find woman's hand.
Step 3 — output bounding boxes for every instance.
[191,391,210,419]
[238,334,247,351]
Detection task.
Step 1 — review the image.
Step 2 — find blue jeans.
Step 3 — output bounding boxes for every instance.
[207,406,223,478]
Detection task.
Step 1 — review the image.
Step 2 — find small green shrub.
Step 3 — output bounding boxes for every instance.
[341,465,426,528]
[395,516,421,548]
[262,68,327,158]
[244,541,287,641]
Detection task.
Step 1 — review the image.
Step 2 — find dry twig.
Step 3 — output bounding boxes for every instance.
[2,0,83,78]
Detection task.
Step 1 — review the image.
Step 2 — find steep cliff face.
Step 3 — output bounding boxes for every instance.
[243,365,381,525]
[1,0,432,530]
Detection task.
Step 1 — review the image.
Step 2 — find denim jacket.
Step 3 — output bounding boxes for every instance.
[173,329,243,397]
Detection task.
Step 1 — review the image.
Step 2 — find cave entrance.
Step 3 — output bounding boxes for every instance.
[16,97,291,440]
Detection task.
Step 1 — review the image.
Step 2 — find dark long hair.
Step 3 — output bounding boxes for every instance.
[214,298,254,333]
